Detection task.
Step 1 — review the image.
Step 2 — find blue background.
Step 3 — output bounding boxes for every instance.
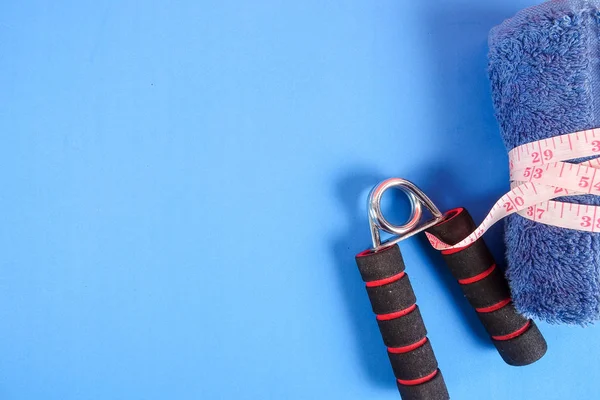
[1,0,598,399]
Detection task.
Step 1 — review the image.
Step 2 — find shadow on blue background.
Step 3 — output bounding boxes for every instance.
[331,170,395,389]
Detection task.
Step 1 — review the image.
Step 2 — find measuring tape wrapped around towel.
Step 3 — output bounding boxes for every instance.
[426,128,600,250]
[485,0,600,324]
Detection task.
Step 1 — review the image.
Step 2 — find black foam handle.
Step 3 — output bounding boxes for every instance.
[356,245,450,400]
[426,208,547,366]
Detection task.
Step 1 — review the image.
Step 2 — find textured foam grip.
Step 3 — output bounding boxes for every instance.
[492,321,548,366]
[441,241,495,280]
[356,244,405,282]
[459,267,510,308]
[426,208,547,366]
[397,370,449,400]
[366,274,416,315]
[356,245,449,399]
[388,339,438,380]
[477,301,528,337]
[377,305,427,347]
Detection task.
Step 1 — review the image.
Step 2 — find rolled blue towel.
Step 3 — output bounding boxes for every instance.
[488,0,600,324]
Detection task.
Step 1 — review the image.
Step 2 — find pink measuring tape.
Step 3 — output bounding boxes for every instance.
[426,128,600,250]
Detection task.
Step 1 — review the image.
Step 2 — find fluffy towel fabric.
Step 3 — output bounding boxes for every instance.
[488,0,600,324]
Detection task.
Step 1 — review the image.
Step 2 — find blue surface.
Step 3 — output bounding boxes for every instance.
[1,1,598,399]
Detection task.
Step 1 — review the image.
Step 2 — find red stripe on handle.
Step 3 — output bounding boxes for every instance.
[366,271,406,288]
[387,337,428,354]
[356,248,374,258]
[441,242,474,255]
[457,264,496,285]
[397,369,438,386]
[492,321,531,341]
[475,298,511,313]
[376,304,417,321]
